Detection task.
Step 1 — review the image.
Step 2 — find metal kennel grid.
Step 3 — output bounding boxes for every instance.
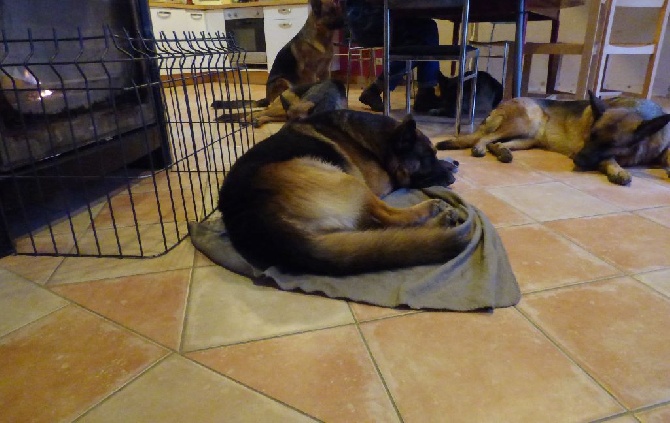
[0,28,257,258]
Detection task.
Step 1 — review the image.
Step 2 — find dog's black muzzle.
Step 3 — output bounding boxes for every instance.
[572,147,603,170]
[413,159,459,187]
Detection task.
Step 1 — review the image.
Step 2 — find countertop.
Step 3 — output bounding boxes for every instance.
[148,1,308,10]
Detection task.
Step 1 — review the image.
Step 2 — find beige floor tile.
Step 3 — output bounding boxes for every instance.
[194,249,216,267]
[633,269,670,298]
[183,266,354,350]
[79,354,315,423]
[13,228,77,256]
[488,181,621,222]
[605,415,645,423]
[456,188,534,227]
[564,174,670,211]
[498,224,621,292]
[448,174,477,190]
[188,326,399,423]
[513,149,583,179]
[51,269,191,350]
[94,189,207,229]
[636,404,670,423]
[0,269,68,337]
[450,154,553,187]
[519,277,670,409]
[0,254,64,285]
[546,213,670,273]
[0,305,167,423]
[636,206,670,228]
[69,221,186,257]
[630,168,670,187]
[436,147,481,166]
[348,302,415,322]
[48,239,195,285]
[9,203,106,256]
[360,309,622,422]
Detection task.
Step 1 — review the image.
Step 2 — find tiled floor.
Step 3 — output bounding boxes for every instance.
[2,86,670,422]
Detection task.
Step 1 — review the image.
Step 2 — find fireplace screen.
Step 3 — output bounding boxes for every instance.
[0,5,257,258]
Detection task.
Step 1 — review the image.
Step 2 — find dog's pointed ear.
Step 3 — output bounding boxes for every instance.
[400,114,417,130]
[588,90,608,121]
[634,114,670,140]
[393,114,418,151]
[309,0,323,17]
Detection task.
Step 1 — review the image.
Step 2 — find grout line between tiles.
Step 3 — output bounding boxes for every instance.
[180,353,324,423]
[0,299,70,342]
[513,306,631,414]
[71,353,173,422]
[520,274,629,296]
[181,320,358,354]
[630,271,670,301]
[178,263,197,354]
[531,214,647,277]
[629,399,670,419]
[45,300,177,356]
[351,315,405,423]
[589,411,641,423]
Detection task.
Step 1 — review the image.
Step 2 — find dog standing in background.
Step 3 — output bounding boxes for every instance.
[437,92,670,185]
[218,109,469,276]
[212,0,344,112]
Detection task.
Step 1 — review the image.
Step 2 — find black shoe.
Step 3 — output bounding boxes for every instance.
[413,87,440,113]
[359,85,384,112]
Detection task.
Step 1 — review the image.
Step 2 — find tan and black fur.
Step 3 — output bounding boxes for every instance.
[436,92,670,185]
[212,0,344,112]
[216,79,347,127]
[218,109,470,276]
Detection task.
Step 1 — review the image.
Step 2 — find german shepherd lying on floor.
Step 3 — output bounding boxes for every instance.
[218,110,471,276]
[436,92,670,185]
[211,0,344,113]
[215,79,347,127]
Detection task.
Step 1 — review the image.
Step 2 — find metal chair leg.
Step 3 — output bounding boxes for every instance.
[346,39,353,101]
[405,61,412,115]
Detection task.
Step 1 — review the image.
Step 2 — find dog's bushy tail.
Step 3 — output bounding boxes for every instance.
[283,223,474,275]
[211,98,269,109]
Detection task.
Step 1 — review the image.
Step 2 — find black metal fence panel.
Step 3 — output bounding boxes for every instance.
[0,29,256,258]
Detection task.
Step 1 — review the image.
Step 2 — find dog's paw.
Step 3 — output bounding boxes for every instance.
[427,199,450,217]
[435,209,460,227]
[487,143,513,163]
[471,145,487,157]
[436,138,458,150]
[608,170,632,186]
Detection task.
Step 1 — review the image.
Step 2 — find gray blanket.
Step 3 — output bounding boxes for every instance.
[188,187,520,311]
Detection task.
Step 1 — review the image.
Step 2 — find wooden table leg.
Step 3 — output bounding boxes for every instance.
[546,16,560,93]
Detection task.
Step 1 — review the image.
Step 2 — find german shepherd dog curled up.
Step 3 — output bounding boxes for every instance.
[212,0,344,113]
[218,110,471,276]
[436,92,670,185]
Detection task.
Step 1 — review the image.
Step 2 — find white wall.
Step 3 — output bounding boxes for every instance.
[437,0,670,97]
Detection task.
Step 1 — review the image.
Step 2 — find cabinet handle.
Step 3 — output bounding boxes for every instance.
[279,22,293,29]
[190,13,204,20]
[278,8,292,15]
[157,11,172,18]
